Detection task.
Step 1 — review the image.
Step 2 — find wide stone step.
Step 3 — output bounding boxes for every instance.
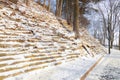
[0,47,29,52]
[27,38,41,42]
[0,32,19,36]
[54,40,73,44]
[0,55,67,78]
[0,41,51,48]
[0,35,19,38]
[38,48,61,53]
[0,39,26,43]
[0,56,64,68]
[67,54,80,58]
[0,33,31,37]
[38,45,57,48]
[0,58,66,78]
[38,42,54,46]
[0,33,33,38]
[0,62,46,79]
[0,50,28,54]
[1,29,32,33]
[0,51,81,80]
[0,61,52,78]
[0,51,48,57]
[0,59,56,72]
[0,53,46,63]
[0,53,62,66]
[0,43,23,48]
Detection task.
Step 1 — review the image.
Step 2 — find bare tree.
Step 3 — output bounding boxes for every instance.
[118,23,120,50]
[65,0,73,25]
[37,0,41,4]
[24,0,28,5]
[73,0,80,39]
[48,0,50,11]
[56,0,63,17]
[98,0,120,54]
[118,17,120,50]
[9,0,18,4]
[43,0,46,8]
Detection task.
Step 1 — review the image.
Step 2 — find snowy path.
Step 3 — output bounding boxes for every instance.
[86,49,120,80]
[5,54,103,80]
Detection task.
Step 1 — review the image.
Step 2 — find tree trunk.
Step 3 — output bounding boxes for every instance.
[37,0,41,4]
[24,0,28,6]
[56,0,63,17]
[67,0,73,25]
[110,37,114,48]
[108,25,111,54]
[110,41,113,48]
[9,0,18,4]
[103,26,107,45]
[48,0,50,11]
[55,0,59,16]
[58,0,63,17]
[73,0,79,39]
[65,0,68,20]
[43,0,46,8]
[108,38,111,54]
[119,25,120,50]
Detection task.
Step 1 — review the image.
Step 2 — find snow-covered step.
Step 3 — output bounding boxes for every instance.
[0,34,32,37]
[0,31,32,36]
[0,48,29,52]
[41,33,57,36]
[0,57,31,66]
[0,50,29,54]
[0,53,62,65]
[0,59,56,72]
[0,59,65,74]
[38,49,62,53]
[67,53,81,56]
[4,30,32,34]
[0,43,24,48]
[27,38,40,42]
[0,57,15,62]
[0,63,49,79]
[38,46,57,49]
[0,47,29,50]
[0,54,29,61]
[0,32,33,37]
[0,35,19,38]
[38,42,54,46]
[0,48,55,56]
[0,39,25,43]
[0,57,60,70]
[66,55,79,60]
[0,52,47,60]
[0,51,45,58]
[0,28,31,32]
[54,40,71,44]
[0,38,25,41]
[0,58,66,76]
[67,54,80,58]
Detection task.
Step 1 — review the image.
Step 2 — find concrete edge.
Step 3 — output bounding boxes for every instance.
[80,55,104,80]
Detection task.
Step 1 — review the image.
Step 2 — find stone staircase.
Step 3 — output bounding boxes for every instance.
[0,21,84,80]
[0,1,106,80]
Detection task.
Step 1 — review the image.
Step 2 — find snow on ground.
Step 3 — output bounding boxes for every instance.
[5,54,102,80]
[86,49,120,80]
[0,1,106,80]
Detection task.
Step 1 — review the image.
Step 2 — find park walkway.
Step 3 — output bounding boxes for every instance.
[86,49,120,80]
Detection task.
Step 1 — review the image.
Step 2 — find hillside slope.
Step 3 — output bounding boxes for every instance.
[0,1,106,80]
